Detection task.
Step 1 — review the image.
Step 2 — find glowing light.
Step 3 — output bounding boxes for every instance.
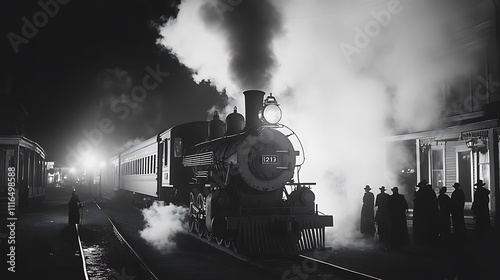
[100,161,106,168]
[262,104,282,124]
[83,155,95,170]
[260,94,282,124]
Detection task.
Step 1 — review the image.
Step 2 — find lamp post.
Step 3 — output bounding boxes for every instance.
[466,138,481,182]
[99,161,105,201]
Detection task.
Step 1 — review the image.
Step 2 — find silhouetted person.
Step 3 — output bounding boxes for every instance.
[450,183,466,236]
[437,187,451,238]
[413,180,439,246]
[388,187,409,249]
[68,189,82,225]
[375,186,390,244]
[360,185,376,238]
[471,180,490,232]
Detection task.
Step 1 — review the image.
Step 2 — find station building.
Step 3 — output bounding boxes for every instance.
[0,93,47,207]
[386,0,500,224]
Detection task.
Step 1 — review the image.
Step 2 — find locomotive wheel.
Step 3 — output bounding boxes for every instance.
[188,190,199,233]
[224,239,232,249]
[216,237,223,246]
[195,192,206,237]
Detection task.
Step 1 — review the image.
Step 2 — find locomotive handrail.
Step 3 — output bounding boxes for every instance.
[285,182,317,186]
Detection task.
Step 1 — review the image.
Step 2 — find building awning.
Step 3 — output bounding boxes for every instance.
[385,119,500,142]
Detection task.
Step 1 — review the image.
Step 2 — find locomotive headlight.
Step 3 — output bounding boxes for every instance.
[260,93,282,124]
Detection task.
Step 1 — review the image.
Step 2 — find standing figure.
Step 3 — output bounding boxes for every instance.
[471,180,491,232]
[68,189,82,225]
[388,187,409,249]
[375,186,390,244]
[437,187,451,238]
[450,183,466,235]
[413,180,439,246]
[360,185,376,238]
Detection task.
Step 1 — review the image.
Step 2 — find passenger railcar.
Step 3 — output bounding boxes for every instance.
[102,90,333,256]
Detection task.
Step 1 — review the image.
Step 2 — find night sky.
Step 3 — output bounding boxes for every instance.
[1,0,227,165]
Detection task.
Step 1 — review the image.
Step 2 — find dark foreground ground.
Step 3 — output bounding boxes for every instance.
[1,186,499,280]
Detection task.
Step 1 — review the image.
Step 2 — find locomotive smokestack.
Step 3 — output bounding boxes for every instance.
[243,90,265,131]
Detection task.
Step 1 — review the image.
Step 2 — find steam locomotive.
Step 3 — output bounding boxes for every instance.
[102,90,333,256]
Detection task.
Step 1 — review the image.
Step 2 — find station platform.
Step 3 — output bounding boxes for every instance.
[1,186,151,280]
[1,186,499,280]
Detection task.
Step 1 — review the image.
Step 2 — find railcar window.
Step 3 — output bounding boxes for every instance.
[149,155,152,174]
[153,154,157,171]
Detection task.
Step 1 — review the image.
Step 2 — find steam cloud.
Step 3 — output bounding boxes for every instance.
[139,201,189,254]
[156,0,481,247]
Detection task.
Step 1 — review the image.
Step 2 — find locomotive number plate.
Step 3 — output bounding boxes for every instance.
[262,155,279,164]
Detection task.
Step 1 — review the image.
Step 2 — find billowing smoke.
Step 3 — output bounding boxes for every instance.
[139,201,189,254]
[156,0,481,247]
[199,0,283,90]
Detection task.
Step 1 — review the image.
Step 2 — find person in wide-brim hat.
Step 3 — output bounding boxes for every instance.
[364,185,371,191]
[474,180,486,187]
[379,186,386,191]
[417,179,429,186]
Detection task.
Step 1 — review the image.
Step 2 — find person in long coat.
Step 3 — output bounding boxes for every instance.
[471,180,490,232]
[413,180,439,246]
[360,185,376,238]
[375,186,390,244]
[450,183,466,236]
[388,187,409,249]
[68,189,82,225]
[437,187,451,238]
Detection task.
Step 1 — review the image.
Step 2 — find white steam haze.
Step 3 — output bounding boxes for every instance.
[152,0,481,248]
[139,201,189,253]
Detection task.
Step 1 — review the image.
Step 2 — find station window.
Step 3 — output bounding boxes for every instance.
[431,148,445,188]
[174,138,182,158]
[164,141,169,166]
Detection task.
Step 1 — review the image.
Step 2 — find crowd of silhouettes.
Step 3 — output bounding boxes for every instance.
[361,185,408,249]
[361,179,491,249]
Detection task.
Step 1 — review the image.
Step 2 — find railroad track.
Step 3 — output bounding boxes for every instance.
[74,200,158,280]
[76,199,381,280]
[189,224,382,280]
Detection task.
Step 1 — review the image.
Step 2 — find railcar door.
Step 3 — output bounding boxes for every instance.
[162,139,170,185]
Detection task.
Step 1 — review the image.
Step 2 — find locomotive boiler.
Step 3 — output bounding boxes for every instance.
[182,90,333,255]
